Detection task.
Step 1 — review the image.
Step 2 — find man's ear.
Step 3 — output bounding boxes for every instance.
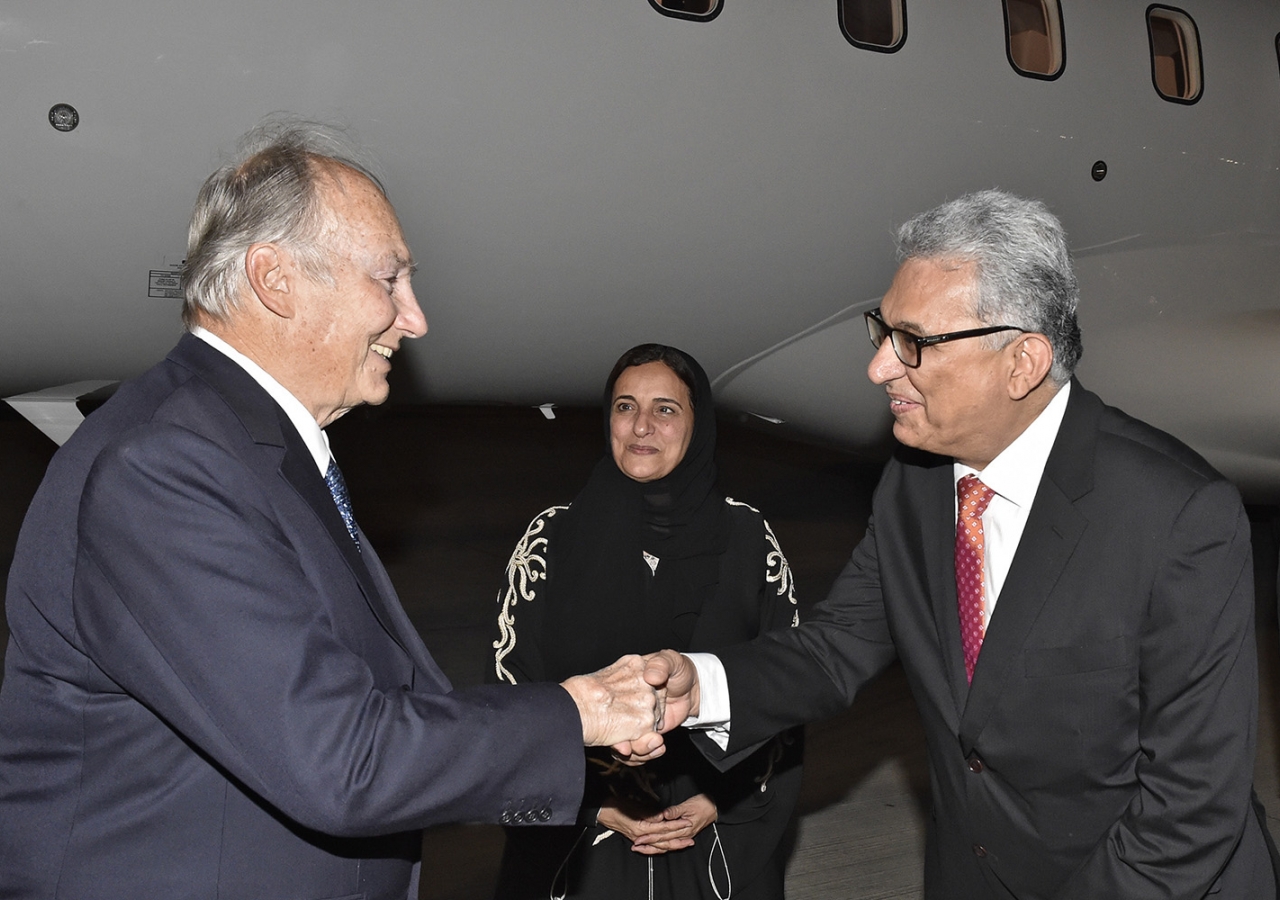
[245,243,295,319]
[1007,333,1054,400]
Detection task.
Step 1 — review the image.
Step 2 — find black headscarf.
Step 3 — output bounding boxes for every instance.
[538,345,730,680]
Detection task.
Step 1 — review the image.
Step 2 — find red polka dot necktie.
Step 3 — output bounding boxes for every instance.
[955,474,995,683]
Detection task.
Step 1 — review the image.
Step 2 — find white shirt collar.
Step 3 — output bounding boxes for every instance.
[954,381,1071,509]
[190,326,332,475]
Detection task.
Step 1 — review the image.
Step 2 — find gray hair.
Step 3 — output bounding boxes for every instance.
[896,189,1082,384]
[182,118,385,327]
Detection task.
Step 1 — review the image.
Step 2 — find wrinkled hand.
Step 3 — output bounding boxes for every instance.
[596,793,718,855]
[562,655,665,750]
[611,650,700,764]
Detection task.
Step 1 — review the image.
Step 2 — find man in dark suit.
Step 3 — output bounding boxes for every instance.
[642,190,1276,898]
[0,122,663,899]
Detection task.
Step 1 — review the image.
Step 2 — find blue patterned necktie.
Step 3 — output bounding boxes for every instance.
[324,458,361,552]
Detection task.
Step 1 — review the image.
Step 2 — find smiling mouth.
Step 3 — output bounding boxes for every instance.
[371,344,393,360]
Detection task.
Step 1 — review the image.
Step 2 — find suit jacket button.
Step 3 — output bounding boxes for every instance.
[973,845,987,858]
[967,757,984,774]
[500,811,513,824]
[538,809,551,821]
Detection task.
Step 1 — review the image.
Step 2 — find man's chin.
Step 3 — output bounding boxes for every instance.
[360,378,392,407]
[892,421,929,452]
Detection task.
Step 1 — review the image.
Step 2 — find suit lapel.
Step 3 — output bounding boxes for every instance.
[275,413,424,662]
[957,381,1100,751]
[957,480,1087,749]
[360,542,451,687]
[915,461,972,717]
[170,335,421,662]
[276,438,379,592]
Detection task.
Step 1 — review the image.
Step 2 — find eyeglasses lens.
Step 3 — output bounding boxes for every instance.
[867,312,917,367]
[866,315,883,349]
[891,332,917,367]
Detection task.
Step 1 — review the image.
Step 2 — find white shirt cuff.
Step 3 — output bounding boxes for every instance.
[682,652,731,750]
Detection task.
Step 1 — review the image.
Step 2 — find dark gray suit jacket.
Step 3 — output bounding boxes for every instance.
[0,335,584,900]
[714,382,1275,899]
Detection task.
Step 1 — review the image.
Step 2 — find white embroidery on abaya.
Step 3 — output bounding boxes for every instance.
[493,505,567,684]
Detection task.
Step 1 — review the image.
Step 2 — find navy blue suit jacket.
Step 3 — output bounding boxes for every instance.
[0,335,584,900]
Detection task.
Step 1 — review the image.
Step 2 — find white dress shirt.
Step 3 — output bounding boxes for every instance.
[190,326,333,475]
[953,381,1070,627]
[688,382,1072,744]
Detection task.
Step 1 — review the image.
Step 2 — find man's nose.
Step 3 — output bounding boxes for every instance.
[867,339,905,385]
[397,285,428,338]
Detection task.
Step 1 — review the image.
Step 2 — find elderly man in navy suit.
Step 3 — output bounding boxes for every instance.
[643,190,1278,899]
[0,121,664,899]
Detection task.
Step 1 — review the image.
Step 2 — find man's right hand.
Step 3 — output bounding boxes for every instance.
[610,650,699,764]
[561,655,663,750]
[649,649,699,730]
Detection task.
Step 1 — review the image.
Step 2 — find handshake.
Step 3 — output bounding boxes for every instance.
[560,650,703,760]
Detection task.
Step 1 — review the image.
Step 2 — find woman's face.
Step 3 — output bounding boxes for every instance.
[610,361,695,483]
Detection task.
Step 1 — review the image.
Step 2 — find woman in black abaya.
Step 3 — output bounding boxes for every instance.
[490,343,802,900]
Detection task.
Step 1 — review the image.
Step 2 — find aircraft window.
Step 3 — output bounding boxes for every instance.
[839,0,906,52]
[1147,6,1202,103]
[648,0,722,21]
[1003,0,1064,79]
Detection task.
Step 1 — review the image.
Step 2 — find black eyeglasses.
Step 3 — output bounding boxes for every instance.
[864,308,1024,368]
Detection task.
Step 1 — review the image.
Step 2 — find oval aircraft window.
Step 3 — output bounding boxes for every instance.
[1003,0,1064,79]
[648,0,722,21]
[1147,6,1202,103]
[839,0,906,52]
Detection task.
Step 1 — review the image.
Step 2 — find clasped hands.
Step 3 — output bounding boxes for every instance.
[596,792,718,855]
[560,649,700,760]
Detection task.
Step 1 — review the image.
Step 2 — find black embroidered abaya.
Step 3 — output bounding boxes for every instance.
[489,347,803,900]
